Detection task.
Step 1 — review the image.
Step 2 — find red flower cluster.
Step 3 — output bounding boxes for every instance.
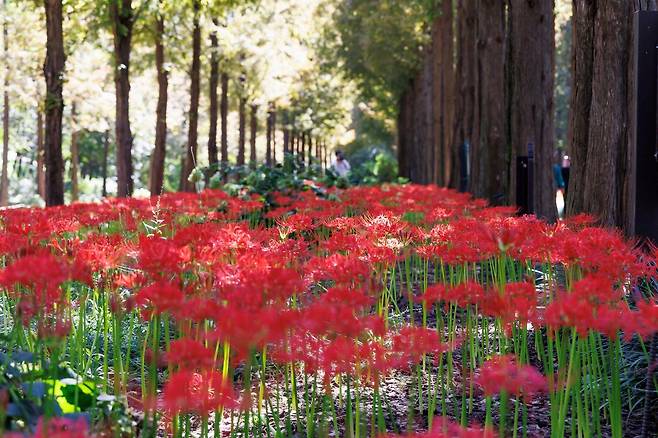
[0,184,655,435]
[476,355,546,400]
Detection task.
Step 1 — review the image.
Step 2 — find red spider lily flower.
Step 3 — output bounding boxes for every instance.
[277,213,315,236]
[308,253,370,286]
[416,281,484,309]
[623,299,658,341]
[209,307,295,360]
[70,233,130,272]
[163,370,238,415]
[358,340,394,387]
[166,338,216,370]
[379,417,496,437]
[563,213,597,230]
[319,336,358,380]
[0,231,29,257]
[391,326,454,367]
[301,289,384,338]
[570,276,623,306]
[479,282,538,335]
[33,416,89,438]
[0,252,72,320]
[542,292,595,338]
[133,281,185,317]
[137,235,191,277]
[476,355,546,401]
[173,297,223,323]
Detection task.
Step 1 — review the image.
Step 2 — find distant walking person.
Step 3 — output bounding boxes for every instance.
[332,150,351,177]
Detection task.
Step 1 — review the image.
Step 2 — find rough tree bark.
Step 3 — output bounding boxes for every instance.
[565,0,595,217]
[271,108,277,163]
[43,0,65,206]
[149,6,167,196]
[249,104,257,167]
[181,0,201,192]
[111,0,134,197]
[70,102,79,201]
[567,1,633,227]
[440,0,455,187]
[36,108,46,199]
[266,103,273,166]
[430,0,456,187]
[220,72,228,178]
[102,129,109,197]
[282,110,290,154]
[509,0,556,220]
[473,0,507,204]
[237,94,246,166]
[207,18,219,169]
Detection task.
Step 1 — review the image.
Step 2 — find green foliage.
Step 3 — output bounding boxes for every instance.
[207,153,331,203]
[345,148,406,186]
[320,0,434,119]
[77,130,112,180]
[0,350,131,435]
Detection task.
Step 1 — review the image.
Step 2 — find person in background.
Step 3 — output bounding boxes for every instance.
[332,150,351,177]
[553,149,567,218]
[561,153,571,199]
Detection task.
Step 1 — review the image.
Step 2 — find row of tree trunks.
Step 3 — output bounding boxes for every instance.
[149,4,168,196]
[398,3,456,187]
[180,0,201,192]
[399,1,555,220]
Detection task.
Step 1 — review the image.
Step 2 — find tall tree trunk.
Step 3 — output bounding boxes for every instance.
[266,103,273,166]
[249,104,257,167]
[70,102,79,201]
[397,94,409,179]
[453,0,479,191]
[36,108,46,199]
[565,0,595,217]
[300,131,306,163]
[282,110,290,154]
[111,0,134,198]
[237,95,246,166]
[509,0,556,220]
[474,0,507,204]
[220,72,228,179]
[181,0,201,192]
[207,18,219,169]
[1,0,8,207]
[102,129,109,197]
[567,1,633,227]
[150,7,167,196]
[435,0,455,187]
[43,0,65,206]
[271,108,277,164]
